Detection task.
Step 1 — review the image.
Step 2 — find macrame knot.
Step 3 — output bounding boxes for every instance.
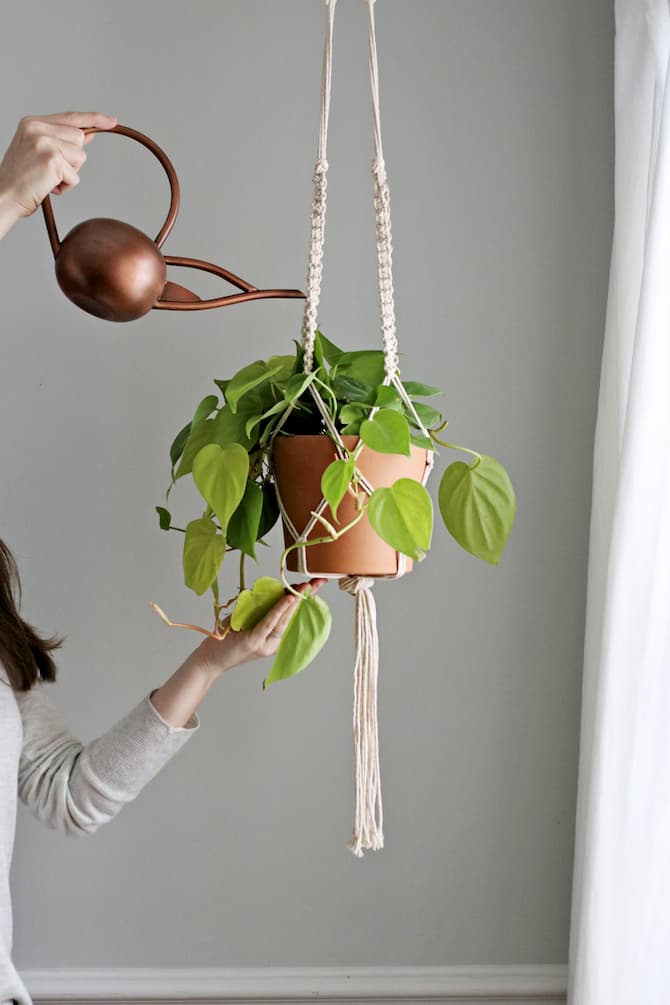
[339,575,383,857]
[314,158,329,175]
[339,575,374,596]
[372,155,386,178]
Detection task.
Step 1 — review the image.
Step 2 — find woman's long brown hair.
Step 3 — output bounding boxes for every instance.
[0,539,61,691]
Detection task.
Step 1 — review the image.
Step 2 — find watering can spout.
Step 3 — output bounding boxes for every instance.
[156,255,305,310]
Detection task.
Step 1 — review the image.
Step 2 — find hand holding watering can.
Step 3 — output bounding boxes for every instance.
[0,111,305,322]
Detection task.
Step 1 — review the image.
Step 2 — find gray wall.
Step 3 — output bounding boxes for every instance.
[0,0,612,970]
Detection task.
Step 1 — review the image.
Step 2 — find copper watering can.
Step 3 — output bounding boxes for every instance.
[41,124,305,323]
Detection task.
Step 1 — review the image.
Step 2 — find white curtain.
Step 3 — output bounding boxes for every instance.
[569,1,670,1002]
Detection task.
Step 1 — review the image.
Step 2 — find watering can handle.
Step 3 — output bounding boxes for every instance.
[41,123,181,258]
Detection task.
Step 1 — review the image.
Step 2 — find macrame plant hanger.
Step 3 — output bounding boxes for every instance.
[273,0,433,856]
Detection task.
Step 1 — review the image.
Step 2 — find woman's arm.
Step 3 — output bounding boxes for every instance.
[16,580,325,835]
[0,111,116,239]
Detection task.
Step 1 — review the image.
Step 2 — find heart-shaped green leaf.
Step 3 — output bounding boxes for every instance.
[156,506,171,531]
[374,385,404,412]
[339,404,368,424]
[192,443,249,537]
[230,576,286,631]
[183,517,226,595]
[284,371,317,404]
[410,433,434,450]
[266,354,296,386]
[264,593,332,688]
[169,422,191,468]
[226,361,283,413]
[226,479,264,559]
[245,399,289,441]
[258,483,280,538]
[360,409,411,456]
[212,403,257,451]
[321,457,355,522]
[410,402,443,429]
[315,330,344,365]
[175,419,217,478]
[368,479,433,560]
[438,455,516,564]
[402,381,442,398]
[332,375,375,404]
[335,350,386,387]
[312,331,325,368]
[191,394,219,428]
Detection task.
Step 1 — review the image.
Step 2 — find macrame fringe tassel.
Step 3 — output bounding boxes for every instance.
[339,576,383,857]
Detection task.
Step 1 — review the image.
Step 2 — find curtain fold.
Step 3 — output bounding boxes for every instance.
[569,1,670,1002]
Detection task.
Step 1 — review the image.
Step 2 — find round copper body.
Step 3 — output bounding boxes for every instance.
[54,218,167,322]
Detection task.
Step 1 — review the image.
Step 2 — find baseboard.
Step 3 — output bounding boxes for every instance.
[23,965,568,1004]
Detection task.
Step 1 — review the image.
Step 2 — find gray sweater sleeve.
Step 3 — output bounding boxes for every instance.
[15,684,199,837]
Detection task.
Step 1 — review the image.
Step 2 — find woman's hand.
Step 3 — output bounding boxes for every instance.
[0,111,116,238]
[149,579,328,728]
[196,578,328,677]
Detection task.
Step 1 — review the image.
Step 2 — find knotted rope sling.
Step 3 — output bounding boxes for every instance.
[273,0,433,856]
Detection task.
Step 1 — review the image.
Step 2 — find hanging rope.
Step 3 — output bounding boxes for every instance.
[302,0,336,374]
[340,575,383,855]
[274,0,433,855]
[366,0,399,379]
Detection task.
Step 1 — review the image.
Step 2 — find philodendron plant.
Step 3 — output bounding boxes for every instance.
[154,331,516,686]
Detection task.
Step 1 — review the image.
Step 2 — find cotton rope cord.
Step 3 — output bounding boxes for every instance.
[366,0,399,380]
[301,0,336,375]
[272,0,433,854]
[340,575,383,856]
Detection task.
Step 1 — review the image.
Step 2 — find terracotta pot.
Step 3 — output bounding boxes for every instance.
[272,435,429,577]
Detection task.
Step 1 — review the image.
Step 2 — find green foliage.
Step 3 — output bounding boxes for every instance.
[263,593,332,688]
[192,443,249,537]
[156,329,516,688]
[258,484,280,539]
[360,409,411,456]
[438,455,516,565]
[231,576,286,631]
[191,394,219,427]
[183,517,226,595]
[169,422,191,469]
[175,419,217,479]
[368,479,433,561]
[226,360,284,413]
[227,479,264,559]
[156,506,171,531]
[321,457,355,522]
[402,381,442,398]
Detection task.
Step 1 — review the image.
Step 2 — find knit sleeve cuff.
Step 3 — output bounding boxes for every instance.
[146,691,200,733]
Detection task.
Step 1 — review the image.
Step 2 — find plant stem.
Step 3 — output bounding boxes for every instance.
[430,432,482,465]
[314,376,339,420]
[151,602,229,641]
[239,552,246,592]
[279,506,367,596]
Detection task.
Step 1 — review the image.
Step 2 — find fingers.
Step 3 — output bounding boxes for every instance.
[51,159,80,195]
[54,139,87,170]
[256,579,328,640]
[45,124,89,148]
[39,111,117,131]
[257,591,300,638]
[47,140,87,195]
